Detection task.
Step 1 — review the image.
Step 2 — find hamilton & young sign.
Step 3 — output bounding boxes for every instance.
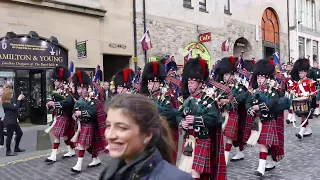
[0,37,68,69]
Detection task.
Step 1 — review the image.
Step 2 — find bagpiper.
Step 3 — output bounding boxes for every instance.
[177,58,226,180]
[243,59,287,177]
[70,71,107,173]
[45,66,76,164]
[113,69,135,94]
[213,56,250,165]
[311,60,320,117]
[140,61,179,162]
[228,59,255,162]
[288,59,317,139]
[284,61,297,124]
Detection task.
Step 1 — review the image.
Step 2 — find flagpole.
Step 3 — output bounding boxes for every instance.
[143,0,147,64]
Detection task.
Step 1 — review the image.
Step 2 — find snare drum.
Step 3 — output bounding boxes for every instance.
[292,97,311,115]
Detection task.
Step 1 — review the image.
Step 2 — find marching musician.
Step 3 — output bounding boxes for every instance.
[289,59,317,139]
[45,66,76,164]
[113,69,134,94]
[70,71,107,173]
[244,59,286,177]
[177,58,225,180]
[140,61,179,163]
[284,61,297,123]
[311,60,320,117]
[213,57,249,165]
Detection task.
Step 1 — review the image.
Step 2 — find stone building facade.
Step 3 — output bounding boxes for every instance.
[135,0,289,68]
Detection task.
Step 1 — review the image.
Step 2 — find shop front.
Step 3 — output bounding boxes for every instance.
[0,31,68,125]
[183,42,211,68]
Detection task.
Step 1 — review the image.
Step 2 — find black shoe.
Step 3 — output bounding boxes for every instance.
[295,133,303,139]
[254,170,263,177]
[71,168,81,173]
[14,148,25,153]
[6,151,17,156]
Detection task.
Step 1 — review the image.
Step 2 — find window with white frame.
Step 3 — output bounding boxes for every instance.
[199,0,206,11]
[299,0,315,30]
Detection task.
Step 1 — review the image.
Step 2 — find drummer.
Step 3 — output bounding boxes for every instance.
[289,59,317,139]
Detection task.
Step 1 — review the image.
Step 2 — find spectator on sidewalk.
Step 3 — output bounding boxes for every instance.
[0,87,4,148]
[102,81,113,101]
[2,89,25,156]
[99,94,192,180]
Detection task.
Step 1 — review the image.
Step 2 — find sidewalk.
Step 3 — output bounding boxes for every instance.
[0,125,67,165]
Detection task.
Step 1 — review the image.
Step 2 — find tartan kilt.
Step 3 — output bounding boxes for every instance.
[182,130,211,173]
[258,118,279,146]
[270,113,285,162]
[77,123,94,146]
[223,111,239,139]
[52,115,69,137]
[210,127,227,180]
[243,115,279,146]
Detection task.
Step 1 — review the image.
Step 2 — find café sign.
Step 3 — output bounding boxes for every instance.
[199,32,212,43]
[0,37,68,69]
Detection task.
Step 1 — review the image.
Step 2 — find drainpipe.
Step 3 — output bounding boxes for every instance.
[295,0,299,59]
[143,0,147,65]
[287,0,290,62]
[133,0,138,71]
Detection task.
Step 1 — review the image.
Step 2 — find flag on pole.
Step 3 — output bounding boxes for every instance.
[221,38,230,51]
[139,30,152,51]
[273,52,284,72]
[237,53,244,69]
[69,61,74,76]
[184,49,192,65]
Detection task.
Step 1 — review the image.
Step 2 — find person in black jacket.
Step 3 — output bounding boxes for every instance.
[100,94,192,180]
[2,89,25,156]
[0,87,4,148]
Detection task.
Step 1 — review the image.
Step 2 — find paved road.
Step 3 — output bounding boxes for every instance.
[0,116,320,179]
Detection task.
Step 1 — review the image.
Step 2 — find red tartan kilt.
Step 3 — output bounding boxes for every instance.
[223,111,239,139]
[258,119,279,146]
[183,130,211,173]
[77,123,94,146]
[52,115,69,137]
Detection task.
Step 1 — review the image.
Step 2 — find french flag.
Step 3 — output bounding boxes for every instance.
[140,30,152,51]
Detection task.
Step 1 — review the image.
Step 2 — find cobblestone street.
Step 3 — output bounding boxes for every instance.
[0,118,320,180]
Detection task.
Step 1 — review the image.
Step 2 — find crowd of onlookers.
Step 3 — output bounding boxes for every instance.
[0,83,25,156]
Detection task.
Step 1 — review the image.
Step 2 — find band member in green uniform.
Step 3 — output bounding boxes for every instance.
[71,71,107,173]
[177,58,225,180]
[141,61,179,162]
[45,66,76,164]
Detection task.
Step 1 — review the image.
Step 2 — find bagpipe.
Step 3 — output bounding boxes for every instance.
[45,88,70,134]
[207,79,235,131]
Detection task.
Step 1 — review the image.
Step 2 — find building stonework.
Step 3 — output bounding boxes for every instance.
[136,15,289,68]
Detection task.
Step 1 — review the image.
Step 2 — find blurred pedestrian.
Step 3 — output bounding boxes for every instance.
[2,89,25,156]
[99,94,192,180]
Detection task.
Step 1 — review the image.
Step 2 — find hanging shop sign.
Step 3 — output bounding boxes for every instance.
[76,40,87,59]
[75,67,96,80]
[198,32,212,43]
[0,37,68,69]
[183,42,211,67]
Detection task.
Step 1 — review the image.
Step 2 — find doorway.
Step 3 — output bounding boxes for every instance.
[103,54,131,81]
[15,70,46,125]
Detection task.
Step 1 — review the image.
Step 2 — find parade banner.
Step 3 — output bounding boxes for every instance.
[183,42,211,67]
[0,37,68,69]
[75,67,96,80]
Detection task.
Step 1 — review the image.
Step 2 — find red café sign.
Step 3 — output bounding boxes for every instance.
[199,32,211,43]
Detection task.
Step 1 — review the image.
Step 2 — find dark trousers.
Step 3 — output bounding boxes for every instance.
[6,124,23,152]
[0,121,4,145]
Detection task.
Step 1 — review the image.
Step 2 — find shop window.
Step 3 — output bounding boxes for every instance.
[224,0,231,15]
[299,37,305,58]
[183,0,193,9]
[199,0,207,12]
